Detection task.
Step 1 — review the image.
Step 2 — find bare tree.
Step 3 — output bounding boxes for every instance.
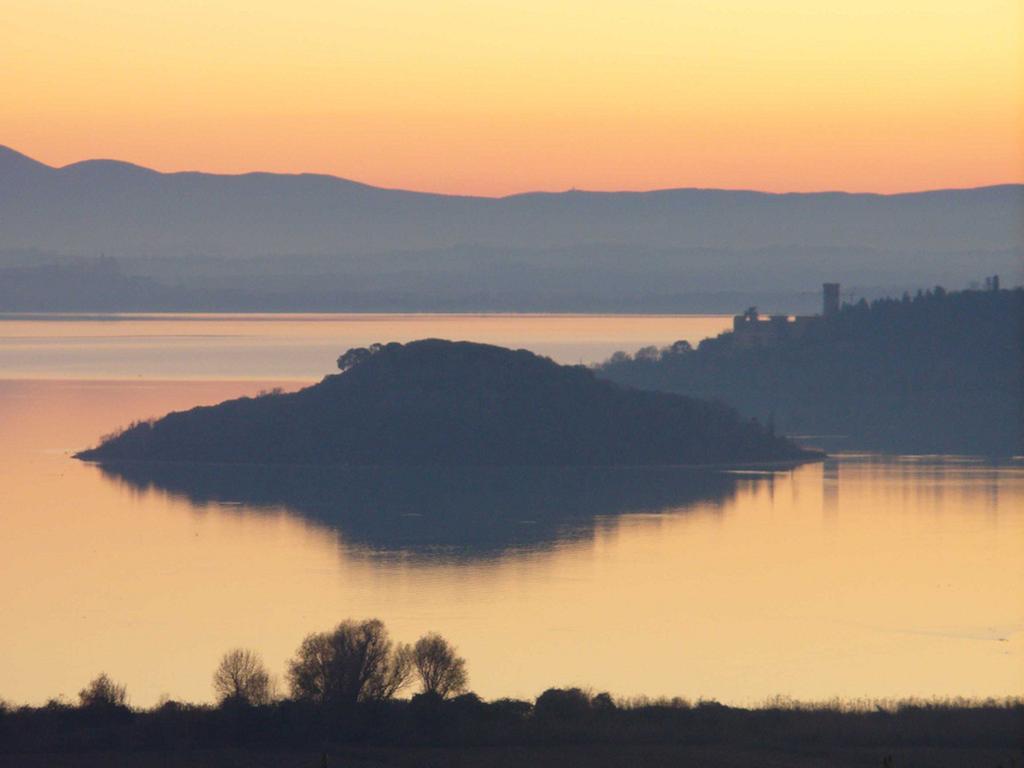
[78,673,127,709]
[213,648,272,706]
[287,619,413,704]
[287,632,336,703]
[365,641,413,701]
[412,633,467,698]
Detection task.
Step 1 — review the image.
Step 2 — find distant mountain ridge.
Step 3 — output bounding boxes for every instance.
[2,145,1021,257]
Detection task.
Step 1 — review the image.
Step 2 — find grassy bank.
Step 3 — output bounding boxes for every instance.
[2,693,1021,767]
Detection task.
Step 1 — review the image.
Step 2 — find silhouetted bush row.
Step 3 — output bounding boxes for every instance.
[2,690,1021,755]
[1,618,1021,755]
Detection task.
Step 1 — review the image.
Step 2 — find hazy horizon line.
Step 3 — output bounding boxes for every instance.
[4,144,1021,201]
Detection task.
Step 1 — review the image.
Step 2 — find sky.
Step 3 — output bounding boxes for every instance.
[3,0,1022,196]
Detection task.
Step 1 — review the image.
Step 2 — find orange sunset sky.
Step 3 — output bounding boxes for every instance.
[4,0,1022,196]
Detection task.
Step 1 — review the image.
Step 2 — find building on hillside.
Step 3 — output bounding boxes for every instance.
[823,282,840,316]
[731,283,838,348]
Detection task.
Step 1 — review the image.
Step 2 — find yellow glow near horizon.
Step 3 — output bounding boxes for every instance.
[3,0,1022,195]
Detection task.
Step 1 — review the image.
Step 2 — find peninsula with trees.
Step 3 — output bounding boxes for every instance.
[598,284,1023,455]
[75,339,816,467]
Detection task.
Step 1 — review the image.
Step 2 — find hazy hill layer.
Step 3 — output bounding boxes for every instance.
[76,339,814,466]
[1,146,1021,312]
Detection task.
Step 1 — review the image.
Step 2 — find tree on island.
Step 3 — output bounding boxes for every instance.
[337,342,393,372]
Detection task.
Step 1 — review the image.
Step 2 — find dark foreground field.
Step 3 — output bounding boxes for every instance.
[3,696,1021,768]
[3,743,1021,768]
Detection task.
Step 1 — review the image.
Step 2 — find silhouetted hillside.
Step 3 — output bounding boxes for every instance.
[76,340,815,466]
[2,146,1021,311]
[597,288,1024,455]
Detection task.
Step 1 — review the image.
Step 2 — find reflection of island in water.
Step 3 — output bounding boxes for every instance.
[95,463,774,559]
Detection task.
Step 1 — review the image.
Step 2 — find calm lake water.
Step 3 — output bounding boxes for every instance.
[0,312,732,378]
[0,315,1021,707]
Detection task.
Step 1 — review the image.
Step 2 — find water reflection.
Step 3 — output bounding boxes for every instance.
[92,462,755,560]
[2,378,1022,708]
